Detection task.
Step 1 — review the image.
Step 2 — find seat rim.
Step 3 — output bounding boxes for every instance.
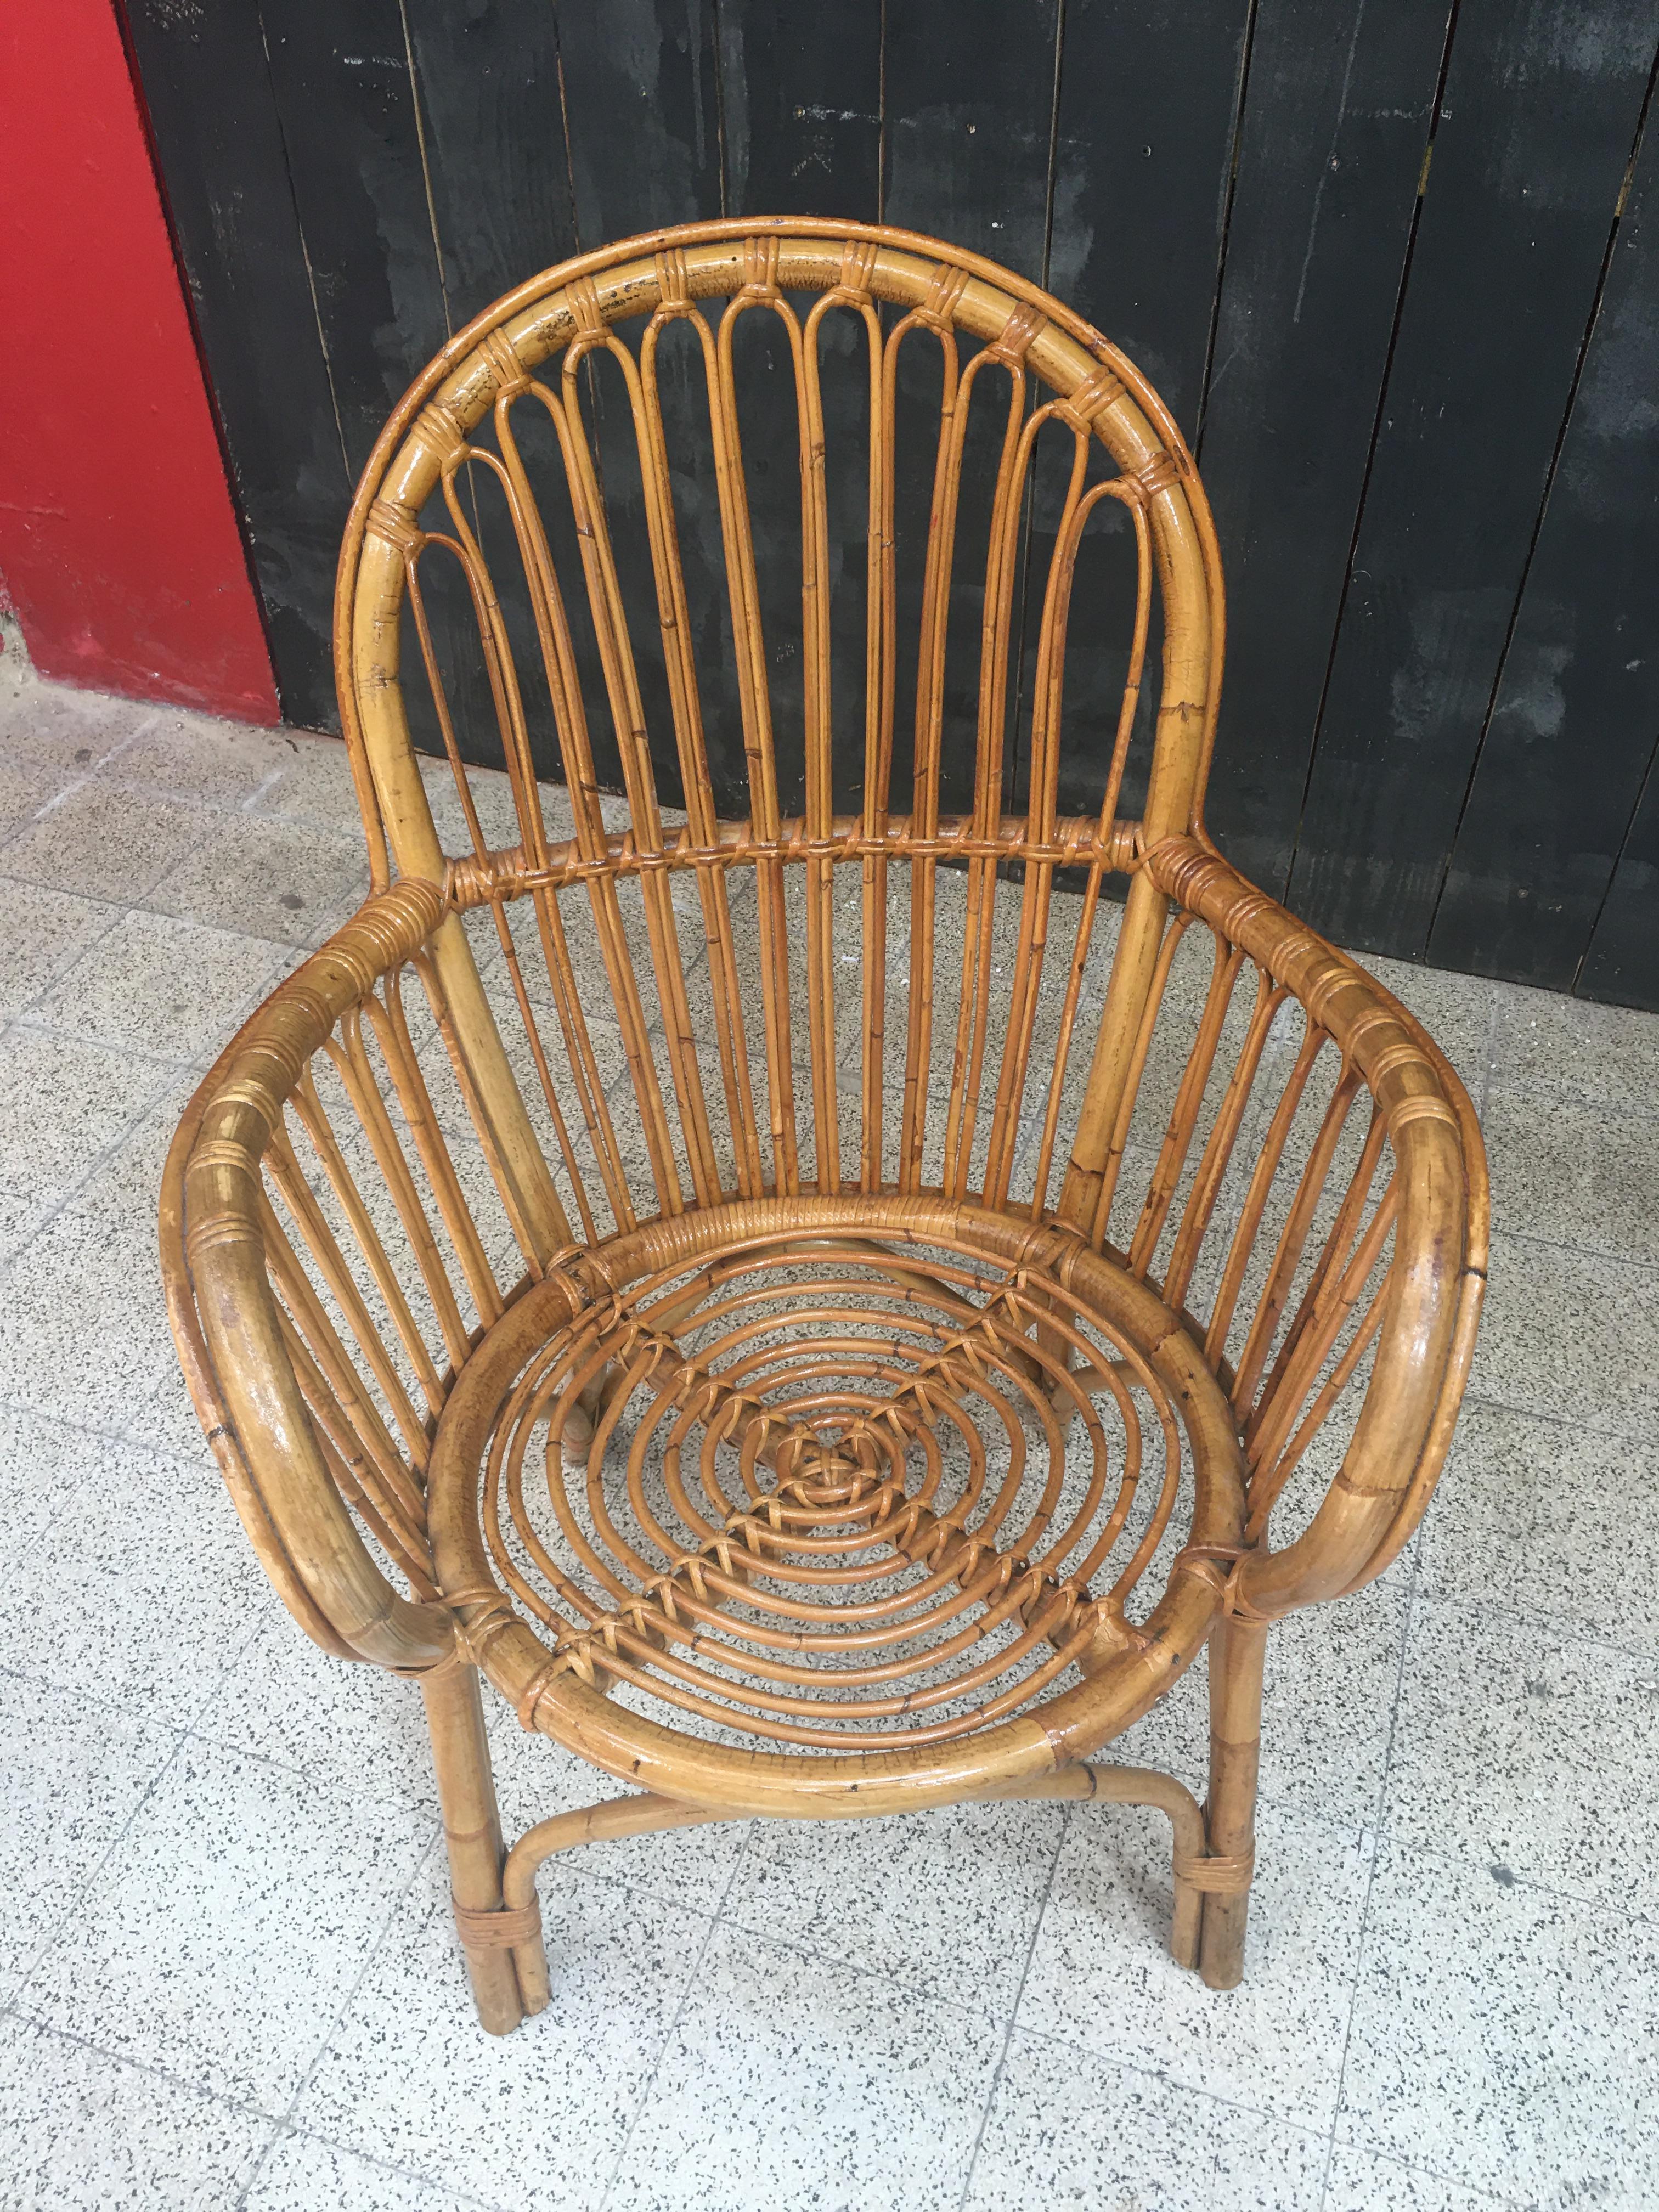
[428,1192,1244,1819]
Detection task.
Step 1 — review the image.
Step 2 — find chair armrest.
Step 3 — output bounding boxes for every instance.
[160,881,458,1671]
[1147,838,1489,1620]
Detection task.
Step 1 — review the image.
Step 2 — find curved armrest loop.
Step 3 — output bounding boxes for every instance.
[162,881,457,1671]
[1147,838,1489,1618]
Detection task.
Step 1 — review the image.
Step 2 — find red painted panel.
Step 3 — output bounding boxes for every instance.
[0,0,279,722]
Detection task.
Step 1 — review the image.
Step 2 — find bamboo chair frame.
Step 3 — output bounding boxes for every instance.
[160,219,1487,2034]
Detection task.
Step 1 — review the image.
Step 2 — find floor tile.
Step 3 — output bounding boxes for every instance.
[193,1615,746,1918]
[1493,980,1659,1112]
[1018,1801,1371,2132]
[0,670,1655,2204]
[1471,1231,1659,1437]
[21,1736,435,2114]
[0,2014,273,2211]
[99,703,295,808]
[0,1024,178,1205]
[0,1182,46,1267]
[0,780,216,905]
[723,1795,1064,2014]
[148,810,370,945]
[1323,2146,1523,2210]
[1387,1595,1659,1918]
[0,876,112,1022]
[0,755,69,842]
[0,1404,108,1574]
[34,904,290,1062]
[294,1853,704,2212]
[0,1671,178,2003]
[246,729,373,823]
[0,1205,180,1431]
[192,1605,441,1809]
[1354,950,1503,1104]
[965,2028,1327,2211]
[59,1064,199,1231]
[246,2132,490,2212]
[0,678,149,773]
[1419,1398,1659,1654]
[1481,1087,1659,1262]
[1339,1837,1659,2204]
[0,1434,268,1724]
[610,1923,1002,2212]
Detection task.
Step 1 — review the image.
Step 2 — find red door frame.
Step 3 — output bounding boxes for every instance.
[0,0,279,723]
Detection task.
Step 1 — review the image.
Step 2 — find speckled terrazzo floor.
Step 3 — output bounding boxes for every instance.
[1,644,1656,2212]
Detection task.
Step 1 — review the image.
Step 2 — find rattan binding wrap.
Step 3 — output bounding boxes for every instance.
[160,219,1488,2033]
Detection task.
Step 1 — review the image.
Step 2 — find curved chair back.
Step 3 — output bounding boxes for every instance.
[332,220,1226,1254]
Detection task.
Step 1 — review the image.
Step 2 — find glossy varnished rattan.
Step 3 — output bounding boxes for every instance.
[161,218,1487,2034]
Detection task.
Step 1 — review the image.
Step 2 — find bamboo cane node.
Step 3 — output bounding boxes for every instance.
[183,1210,259,1265]
[1386,1092,1458,1135]
[451,1892,543,1949]
[1363,1036,1428,1084]
[1171,1846,1254,1894]
[653,245,691,308]
[365,498,422,557]
[1135,449,1186,498]
[920,261,970,328]
[989,300,1047,365]
[413,400,468,469]
[478,325,531,403]
[1056,362,1127,431]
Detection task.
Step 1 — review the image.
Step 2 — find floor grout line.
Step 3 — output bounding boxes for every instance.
[594,1821,758,2210]
[232,1825,449,2212]
[1314,1482,1425,2211]
[955,1804,1072,2210]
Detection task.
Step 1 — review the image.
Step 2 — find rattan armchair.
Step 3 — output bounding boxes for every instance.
[161,220,1487,2035]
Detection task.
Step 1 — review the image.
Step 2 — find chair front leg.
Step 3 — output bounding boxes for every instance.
[422,1658,529,2035]
[1198,1611,1268,1989]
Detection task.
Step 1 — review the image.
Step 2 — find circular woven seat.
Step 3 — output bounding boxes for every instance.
[430,1195,1244,1812]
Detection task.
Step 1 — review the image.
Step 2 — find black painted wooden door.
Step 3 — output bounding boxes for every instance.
[122,0,1659,1010]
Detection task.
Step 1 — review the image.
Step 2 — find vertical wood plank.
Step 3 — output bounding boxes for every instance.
[121,0,350,730]
[1579,760,1659,1009]
[555,0,723,242]
[402,0,578,321]
[1428,101,1659,989]
[719,2,884,814]
[719,1,882,222]
[1051,0,1252,433]
[258,1,453,471]
[1288,0,1657,957]
[1199,0,1453,894]
[882,0,1059,278]
[257,0,500,767]
[1036,0,1251,825]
